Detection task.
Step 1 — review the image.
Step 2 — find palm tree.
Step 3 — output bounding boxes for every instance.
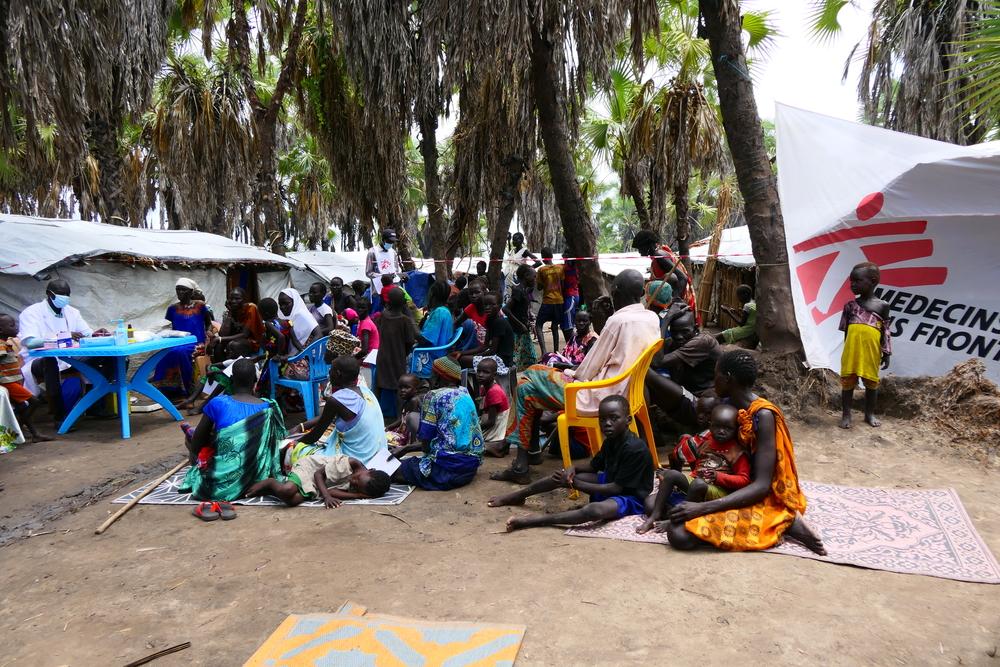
[810,0,996,144]
[0,107,70,217]
[699,0,802,353]
[955,2,1000,127]
[585,0,771,266]
[278,129,338,250]
[148,52,256,236]
[297,5,415,264]
[436,0,660,303]
[227,0,309,251]
[1,0,174,224]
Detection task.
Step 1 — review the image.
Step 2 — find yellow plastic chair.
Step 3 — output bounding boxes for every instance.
[556,339,663,498]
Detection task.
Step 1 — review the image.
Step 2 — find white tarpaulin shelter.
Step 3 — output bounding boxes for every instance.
[777,104,1000,382]
[689,226,755,267]
[288,250,370,292]
[0,214,310,332]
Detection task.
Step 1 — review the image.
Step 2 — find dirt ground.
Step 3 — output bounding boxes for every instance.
[1,407,999,666]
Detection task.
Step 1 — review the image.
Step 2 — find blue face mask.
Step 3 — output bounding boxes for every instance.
[383,241,394,250]
[49,293,71,309]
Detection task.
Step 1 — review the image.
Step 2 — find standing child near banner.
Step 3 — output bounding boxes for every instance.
[839,262,891,429]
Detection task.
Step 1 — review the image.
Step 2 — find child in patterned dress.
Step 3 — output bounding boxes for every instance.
[839,262,891,429]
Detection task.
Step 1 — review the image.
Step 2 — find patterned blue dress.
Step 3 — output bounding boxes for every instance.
[398,387,484,490]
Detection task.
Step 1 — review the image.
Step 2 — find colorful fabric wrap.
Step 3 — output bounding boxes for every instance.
[178,399,285,501]
[684,398,806,551]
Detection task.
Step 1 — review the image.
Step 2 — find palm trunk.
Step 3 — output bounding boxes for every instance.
[231,0,308,254]
[87,114,128,225]
[673,178,691,271]
[254,118,281,251]
[419,111,449,280]
[530,25,605,303]
[487,155,527,291]
[700,0,801,353]
[624,166,651,230]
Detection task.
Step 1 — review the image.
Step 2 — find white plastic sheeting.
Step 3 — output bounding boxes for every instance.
[0,264,229,333]
[777,103,1000,382]
[289,251,371,288]
[0,214,306,277]
[0,214,300,331]
[688,226,755,267]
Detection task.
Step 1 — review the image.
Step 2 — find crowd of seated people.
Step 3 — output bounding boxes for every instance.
[3,248,825,555]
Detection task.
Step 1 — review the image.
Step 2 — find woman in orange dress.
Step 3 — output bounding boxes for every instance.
[663,349,825,553]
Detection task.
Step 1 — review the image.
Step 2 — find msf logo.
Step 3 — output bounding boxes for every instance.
[792,192,948,324]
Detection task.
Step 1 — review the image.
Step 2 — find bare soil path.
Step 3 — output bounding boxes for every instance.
[1,410,998,666]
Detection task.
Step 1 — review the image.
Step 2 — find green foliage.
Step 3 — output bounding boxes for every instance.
[594,191,638,253]
[955,2,1000,131]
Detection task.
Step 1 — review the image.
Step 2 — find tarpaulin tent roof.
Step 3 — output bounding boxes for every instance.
[777,103,1000,382]
[0,214,306,278]
[288,250,370,286]
[689,226,755,267]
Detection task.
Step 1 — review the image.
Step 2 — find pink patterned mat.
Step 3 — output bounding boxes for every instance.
[565,481,1000,584]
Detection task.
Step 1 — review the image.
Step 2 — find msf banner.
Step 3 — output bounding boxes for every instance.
[789,192,1000,383]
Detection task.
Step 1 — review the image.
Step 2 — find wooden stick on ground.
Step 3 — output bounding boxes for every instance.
[123,641,191,667]
[95,460,187,535]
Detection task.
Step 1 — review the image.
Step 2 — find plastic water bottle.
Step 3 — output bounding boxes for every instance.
[114,319,127,346]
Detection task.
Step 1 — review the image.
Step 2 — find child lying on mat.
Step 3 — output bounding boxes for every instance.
[637,403,748,534]
[245,454,391,508]
[487,395,654,531]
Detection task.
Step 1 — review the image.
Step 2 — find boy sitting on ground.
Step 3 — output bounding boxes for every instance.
[245,454,391,508]
[385,373,423,448]
[637,403,748,534]
[475,358,511,457]
[0,313,48,442]
[488,395,654,532]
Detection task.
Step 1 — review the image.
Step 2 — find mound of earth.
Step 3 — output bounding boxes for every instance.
[754,353,1000,466]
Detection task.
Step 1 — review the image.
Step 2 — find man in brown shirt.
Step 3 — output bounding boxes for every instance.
[655,312,720,396]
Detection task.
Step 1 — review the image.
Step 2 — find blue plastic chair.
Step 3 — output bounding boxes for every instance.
[269,336,331,420]
[409,329,463,378]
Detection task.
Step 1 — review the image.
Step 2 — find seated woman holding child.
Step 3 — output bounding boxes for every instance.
[179,359,285,504]
[208,288,265,361]
[648,350,825,554]
[390,357,484,490]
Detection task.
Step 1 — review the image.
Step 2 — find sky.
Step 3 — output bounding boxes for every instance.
[750,0,874,122]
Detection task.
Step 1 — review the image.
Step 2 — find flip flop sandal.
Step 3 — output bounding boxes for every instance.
[215,502,237,521]
[193,501,220,521]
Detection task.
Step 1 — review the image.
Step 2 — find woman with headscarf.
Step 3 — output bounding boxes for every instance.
[154,277,214,396]
[278,288,322,380]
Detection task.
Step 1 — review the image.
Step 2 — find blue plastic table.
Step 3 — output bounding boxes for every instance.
[29,336,197,439]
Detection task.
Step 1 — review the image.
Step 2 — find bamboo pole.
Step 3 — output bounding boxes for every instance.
[95,460,187,535]
[697,181,733,324]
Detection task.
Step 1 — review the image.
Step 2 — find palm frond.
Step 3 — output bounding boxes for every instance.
[808,0,852,43]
